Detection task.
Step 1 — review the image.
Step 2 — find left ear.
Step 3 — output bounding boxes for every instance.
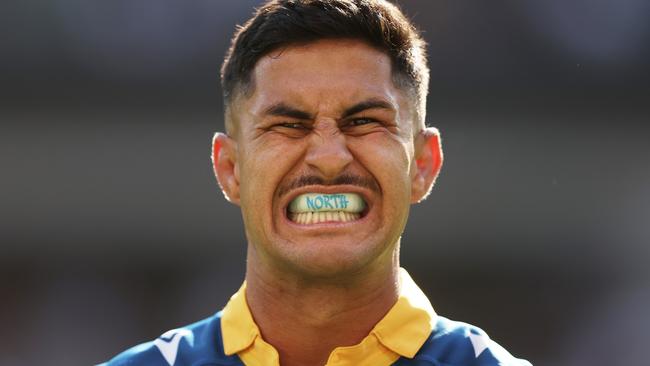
[411,127,443,203]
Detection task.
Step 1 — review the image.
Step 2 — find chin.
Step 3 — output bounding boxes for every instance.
[271,235,392,281]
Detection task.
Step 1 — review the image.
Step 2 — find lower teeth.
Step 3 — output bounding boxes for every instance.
[291,211,360,224]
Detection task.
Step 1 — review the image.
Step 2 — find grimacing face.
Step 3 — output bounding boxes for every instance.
[213,39,442,279]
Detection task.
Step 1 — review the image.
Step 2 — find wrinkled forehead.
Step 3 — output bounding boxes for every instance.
[254,41,396,110]
[227,40,417,133]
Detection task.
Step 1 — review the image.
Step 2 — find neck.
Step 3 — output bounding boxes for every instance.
[244,248,400,366]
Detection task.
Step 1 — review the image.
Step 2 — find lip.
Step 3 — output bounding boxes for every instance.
[279,185,374,229]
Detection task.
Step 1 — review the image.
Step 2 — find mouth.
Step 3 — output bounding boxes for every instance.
[284,188,371,225]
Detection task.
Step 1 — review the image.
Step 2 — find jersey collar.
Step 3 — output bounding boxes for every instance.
[220,268,437,365]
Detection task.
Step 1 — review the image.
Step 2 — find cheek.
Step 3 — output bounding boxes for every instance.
[369,134,411,171]
[352,135,413,195]
[238,140,305,211]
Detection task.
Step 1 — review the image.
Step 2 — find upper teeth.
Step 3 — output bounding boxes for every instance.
[288,193,366,213]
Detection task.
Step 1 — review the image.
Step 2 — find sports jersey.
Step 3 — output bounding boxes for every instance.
[100,269,531,366]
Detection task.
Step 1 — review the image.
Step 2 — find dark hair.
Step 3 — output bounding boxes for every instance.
[221,0,429,129]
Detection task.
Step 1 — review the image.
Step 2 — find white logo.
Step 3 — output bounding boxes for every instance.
[468,332,491,358]
[153,328,194,365]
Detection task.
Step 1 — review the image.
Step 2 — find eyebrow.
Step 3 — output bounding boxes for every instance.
[261,98,395,120]
[263,103,313,120]
[342,98,395,118]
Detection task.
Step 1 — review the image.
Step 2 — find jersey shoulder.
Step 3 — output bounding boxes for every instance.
[98,311,243,366]
[394,316,532,366]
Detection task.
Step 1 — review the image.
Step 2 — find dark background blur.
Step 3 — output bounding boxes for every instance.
[1,0,649,365]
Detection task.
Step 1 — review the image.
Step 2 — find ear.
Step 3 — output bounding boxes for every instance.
[411,127,443,203]
[212,132,240,205]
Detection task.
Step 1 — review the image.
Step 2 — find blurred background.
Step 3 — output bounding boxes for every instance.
[1,0,649,365]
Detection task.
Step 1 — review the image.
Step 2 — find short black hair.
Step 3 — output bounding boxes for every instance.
[221,0,429,129]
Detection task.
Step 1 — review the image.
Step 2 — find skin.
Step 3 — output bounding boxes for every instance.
[213,39,442,366]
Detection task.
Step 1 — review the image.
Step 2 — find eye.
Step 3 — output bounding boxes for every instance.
[348,118,379,126]
[341,116,391,136]
[279,122,305,129]
[268,121,310,138]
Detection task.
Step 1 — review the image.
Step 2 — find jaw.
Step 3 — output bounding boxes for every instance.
[253,188,402,278]
[240,174,411,280]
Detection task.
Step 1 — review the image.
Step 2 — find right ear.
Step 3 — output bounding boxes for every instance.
[212,132,240,205]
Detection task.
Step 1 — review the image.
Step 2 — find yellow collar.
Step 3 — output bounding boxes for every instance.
[220,268,437,366]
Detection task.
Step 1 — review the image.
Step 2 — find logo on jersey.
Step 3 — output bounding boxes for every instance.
[153,328,194,365]
[468,332,491,358]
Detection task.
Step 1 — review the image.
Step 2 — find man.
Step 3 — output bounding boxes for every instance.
[102,1,531,365]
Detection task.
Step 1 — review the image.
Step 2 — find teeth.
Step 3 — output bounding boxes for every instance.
[290,211,361,224]
[289,193,366,214]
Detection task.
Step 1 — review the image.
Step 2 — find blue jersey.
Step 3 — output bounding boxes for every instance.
[100,312,531,366]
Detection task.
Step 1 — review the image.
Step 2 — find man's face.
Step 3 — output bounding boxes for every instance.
[217,39,439,278]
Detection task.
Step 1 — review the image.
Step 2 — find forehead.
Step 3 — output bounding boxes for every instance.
[236,39,410,121]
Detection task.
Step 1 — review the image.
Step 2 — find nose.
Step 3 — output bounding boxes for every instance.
[304,121,353,179]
